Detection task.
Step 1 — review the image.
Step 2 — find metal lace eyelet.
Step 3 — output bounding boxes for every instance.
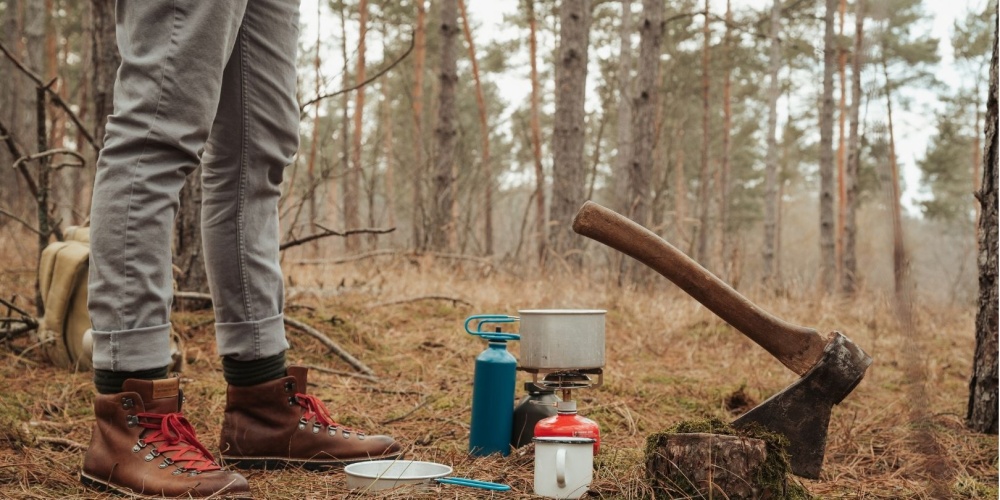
[342,430,351,439]
[126,415,139,428]
[172,468,184,476]
[357,433,366,440]
[312,423,321,434]
[288,395,297,406]
[144,448,159,461]
[189,471,199,477]
[298,417,308,430]
[131,439,146,453]
[121,397,134,409]
[284,381,296,392]
[328,426,337,436]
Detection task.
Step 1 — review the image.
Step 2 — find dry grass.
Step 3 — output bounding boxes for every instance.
[0,255,996,499]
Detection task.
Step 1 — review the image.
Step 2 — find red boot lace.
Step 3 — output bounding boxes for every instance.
[138,412,221,473]
[294,393,363,436]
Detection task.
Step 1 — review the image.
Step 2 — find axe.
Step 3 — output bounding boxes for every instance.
[572,201,872,479]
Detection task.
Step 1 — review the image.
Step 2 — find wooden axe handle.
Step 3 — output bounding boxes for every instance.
[573,201,827,375]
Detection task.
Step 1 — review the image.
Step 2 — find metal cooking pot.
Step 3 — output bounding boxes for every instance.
[518,309,606,371]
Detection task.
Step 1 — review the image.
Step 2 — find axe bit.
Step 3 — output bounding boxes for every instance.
[572,201,872,479]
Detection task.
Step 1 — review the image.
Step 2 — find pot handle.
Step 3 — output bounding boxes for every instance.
[435,477,511,491]
[556,448,567,488]
[464,314,520,341]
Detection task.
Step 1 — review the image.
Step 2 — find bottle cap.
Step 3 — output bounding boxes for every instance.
[556,400,577,413]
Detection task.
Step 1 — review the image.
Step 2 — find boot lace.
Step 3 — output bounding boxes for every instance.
[294,393,365,438]
[137,412,220,473]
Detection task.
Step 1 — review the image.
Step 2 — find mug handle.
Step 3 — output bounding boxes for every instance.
[556,448,567,488]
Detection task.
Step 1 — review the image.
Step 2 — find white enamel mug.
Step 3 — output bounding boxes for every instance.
[533,437,595,499]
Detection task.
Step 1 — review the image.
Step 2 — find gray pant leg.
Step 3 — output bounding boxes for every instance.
[203,0,300,361]
[88,0,248,371]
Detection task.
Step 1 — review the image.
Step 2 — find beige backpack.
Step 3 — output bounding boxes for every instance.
[36,226,183,372]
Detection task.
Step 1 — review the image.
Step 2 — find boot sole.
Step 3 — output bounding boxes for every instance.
[220,451,404,471]
[80,471,252,499]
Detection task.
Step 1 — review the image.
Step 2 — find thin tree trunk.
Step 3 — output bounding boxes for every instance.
[381,56,397,246]
[337,2,349,245]
[836,0,847,282]
[91,0,116,148]
[306,1,322,255]
[431,0,459,252]
[842,0,864,294]
[411,0,427,250]
[695,0,712,265]
[527,0,547,265]
[346,0,369,252]
[717,0,733,278]
[819,0,837,293]
[762,0,781,287]
[458,0,493,255]
[973,106,982,226]
[615,0,634,213]
[967,19,998,434]
[627,0,663,228]
[882,57,908,295]
[673,126,689,247]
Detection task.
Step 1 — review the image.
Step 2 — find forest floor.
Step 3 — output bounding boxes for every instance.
[0,255,996,499]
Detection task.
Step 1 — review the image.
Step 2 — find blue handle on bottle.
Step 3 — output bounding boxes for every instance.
[464,314,520,341]
[435,477,511,491]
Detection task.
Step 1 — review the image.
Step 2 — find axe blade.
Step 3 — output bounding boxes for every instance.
[732,332,871,479]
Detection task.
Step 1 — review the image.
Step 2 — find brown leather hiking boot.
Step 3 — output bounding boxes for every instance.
[81,378,250,498]
[219,366,403,470]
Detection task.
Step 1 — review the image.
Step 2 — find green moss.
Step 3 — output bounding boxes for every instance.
[0,396,33,451]
[952,473,1000,499]
[644,418,812,499]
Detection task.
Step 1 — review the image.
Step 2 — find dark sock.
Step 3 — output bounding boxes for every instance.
[222,351,287,387]
[93,366,169,395]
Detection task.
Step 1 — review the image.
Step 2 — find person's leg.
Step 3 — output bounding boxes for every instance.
[206,0,401,467]
[84,1,250,496]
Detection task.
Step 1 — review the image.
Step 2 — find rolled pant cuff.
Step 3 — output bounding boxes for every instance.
[91,323,173,372]
[215,312,289,361]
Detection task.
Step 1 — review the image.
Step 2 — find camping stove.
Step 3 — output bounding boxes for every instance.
[516,309,606,401]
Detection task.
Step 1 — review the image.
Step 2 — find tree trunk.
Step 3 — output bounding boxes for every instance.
[550,0,591,264]
[175,169,208,295]
[717,0,733,278]
[430,0,459,252]
[882,58,908,295]
[381,68,397,247]
[646,433,785,499]
[841,0,864,294]
[627,0,663,228]
[305,1,322,255]
[411,0,427,250]
[615,0,633,214]
[346,0,369,252]
[458,0,493,255]
[967,20,998,435]
[695,0,712,265]
[91,0,117,148]
[819,0,837,293]
[836,0,847,283]
[527,0,547,265]
[337,2,350,246]
[673,126,689,247]
[762,0,781,286]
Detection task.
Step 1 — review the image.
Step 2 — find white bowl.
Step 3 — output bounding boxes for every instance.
[344,460,452,491]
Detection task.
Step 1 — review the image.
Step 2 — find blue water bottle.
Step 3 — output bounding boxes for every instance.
[465,315,520,457]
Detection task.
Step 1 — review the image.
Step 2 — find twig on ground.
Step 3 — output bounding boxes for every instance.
[304,363,379,382]
[291,249,495,268]
[381,397,432,425]
[366,295,474,309]
[279,226,395,251]
[173,291,213,302]
[0,297,35,321]
[283,316,376,378]
[35,436,87,452]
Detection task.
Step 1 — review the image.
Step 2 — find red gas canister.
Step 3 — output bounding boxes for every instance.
[533,400,600,455]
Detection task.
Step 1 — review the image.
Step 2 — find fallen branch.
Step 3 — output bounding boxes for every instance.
[0,118,39,198]
[0,297,34,320]
[283,316,376,378]
[173,291,213,302]
[366,295,474,309]
[291,249,495,267]
[279,226,396,251]
[304,363,379,382]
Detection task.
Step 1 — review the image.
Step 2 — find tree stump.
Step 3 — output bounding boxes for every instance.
[645,432,787,499]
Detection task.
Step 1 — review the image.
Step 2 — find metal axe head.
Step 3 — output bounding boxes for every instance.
[731,332,872,479]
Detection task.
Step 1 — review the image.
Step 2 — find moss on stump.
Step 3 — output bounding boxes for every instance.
[644,418,811,499]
